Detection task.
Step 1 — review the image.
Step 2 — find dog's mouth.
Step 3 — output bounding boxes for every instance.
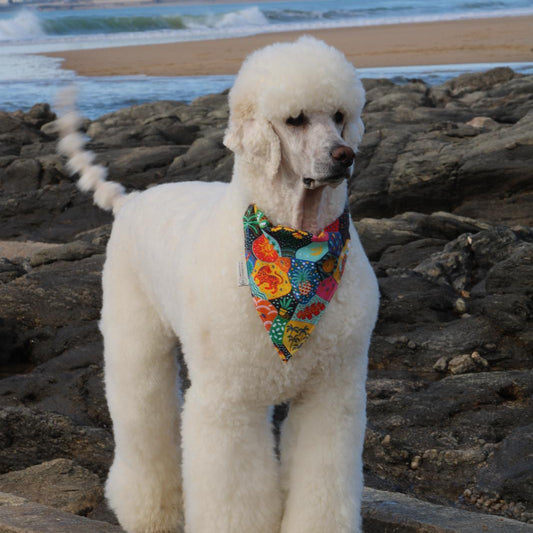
[303,173,348,189]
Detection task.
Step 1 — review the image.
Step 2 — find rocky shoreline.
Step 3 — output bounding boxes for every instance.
[0,67,532,528]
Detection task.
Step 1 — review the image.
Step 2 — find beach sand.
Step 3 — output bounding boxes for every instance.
[45,16,533,76]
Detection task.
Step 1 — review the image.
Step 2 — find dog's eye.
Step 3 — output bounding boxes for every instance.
[286,112,307,127]
[333,111,344,124]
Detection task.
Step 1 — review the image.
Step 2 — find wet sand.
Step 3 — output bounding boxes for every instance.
[44,16,533,76]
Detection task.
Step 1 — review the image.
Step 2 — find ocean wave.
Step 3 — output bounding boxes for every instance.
[0,10,44,41]
[214,6,269,28]
[0,6,268,41]
[1,2,532,45]
[42,14,187,35]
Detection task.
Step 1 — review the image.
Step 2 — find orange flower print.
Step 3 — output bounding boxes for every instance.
[252,234,279,262]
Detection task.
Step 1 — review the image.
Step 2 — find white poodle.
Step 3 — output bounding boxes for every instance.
[57,36,379,533]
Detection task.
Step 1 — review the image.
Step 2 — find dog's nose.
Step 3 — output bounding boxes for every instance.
[330,145,355,168]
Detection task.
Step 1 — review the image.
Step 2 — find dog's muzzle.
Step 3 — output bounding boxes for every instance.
[303,144,355,189]
[303,172,349,189]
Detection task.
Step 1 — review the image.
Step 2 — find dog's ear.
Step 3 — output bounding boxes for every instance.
[224,117,281,177]
[342,117,365,151]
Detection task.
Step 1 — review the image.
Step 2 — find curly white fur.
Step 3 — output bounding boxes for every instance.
[58,36,379,533]
[55,88,126,214]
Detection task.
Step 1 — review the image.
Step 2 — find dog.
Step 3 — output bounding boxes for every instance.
[57,36,379,533]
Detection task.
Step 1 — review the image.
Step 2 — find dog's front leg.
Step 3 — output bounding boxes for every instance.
[279,354,368,533]
[181,387,283,533]
[101,246,183,533]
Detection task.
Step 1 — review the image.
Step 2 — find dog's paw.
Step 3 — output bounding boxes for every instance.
[106,460,183,533]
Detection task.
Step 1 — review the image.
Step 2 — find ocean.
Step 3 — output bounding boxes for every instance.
[1,0,533,118]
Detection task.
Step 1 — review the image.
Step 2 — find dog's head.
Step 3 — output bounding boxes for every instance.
[224,36,365,190]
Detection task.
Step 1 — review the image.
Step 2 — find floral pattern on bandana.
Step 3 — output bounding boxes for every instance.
[243,203,351,362]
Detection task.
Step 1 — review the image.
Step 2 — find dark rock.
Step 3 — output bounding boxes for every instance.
[0,183,111,242]
[441,67,517,98]
[0,340,109,427]
[93,145,186,189]
[486,243,533,295]
[0,406,113,477]
[23,103,56,129]
[365,371,533,507]
[352,75,533,225]
[1,159,41,194]
[0,70,532,528]
[0,255,103,366]
[479,294,531,333]
[0,259,25,284]
[477,424,533,504]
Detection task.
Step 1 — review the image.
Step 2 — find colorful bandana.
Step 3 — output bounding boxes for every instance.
[243,203,351,362]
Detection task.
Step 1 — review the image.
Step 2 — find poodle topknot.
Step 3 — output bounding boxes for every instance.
[228,36,365,123]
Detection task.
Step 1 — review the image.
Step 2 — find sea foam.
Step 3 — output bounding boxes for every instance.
[0,10,44,41]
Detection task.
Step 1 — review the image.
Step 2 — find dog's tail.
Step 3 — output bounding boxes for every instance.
[55,86,130,215]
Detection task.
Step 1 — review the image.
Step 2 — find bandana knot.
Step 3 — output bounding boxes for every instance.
[243,204,351,362]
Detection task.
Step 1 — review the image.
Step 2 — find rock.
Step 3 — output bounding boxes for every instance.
[354,216,421,260]
[0,406,112,477]
[352,74,533,225]
[467,116,499,129]
[365,370,533,511]
[1,159,41,194]
[0,183,112,242]
[0,491,125,532]
[24,103,56,129]
[0,459,103,515]
[0,340,109,427]
[442,67,517,98]
[433,356,449,373]
[454,298,467,314]
[0,254,103,366]
[363,486,533,532]
[29,240,102,267]
[0,259,25,284]
[0,70,532,529]
[448,352,489,375]
[166,131,231,183]
[97,145,187,188]
[486,243,533,295]
[477,424,533,505]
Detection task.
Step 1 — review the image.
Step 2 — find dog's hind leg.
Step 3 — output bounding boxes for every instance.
[101,246,183,533]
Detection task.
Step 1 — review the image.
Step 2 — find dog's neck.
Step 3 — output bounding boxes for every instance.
[233,158,348,234]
